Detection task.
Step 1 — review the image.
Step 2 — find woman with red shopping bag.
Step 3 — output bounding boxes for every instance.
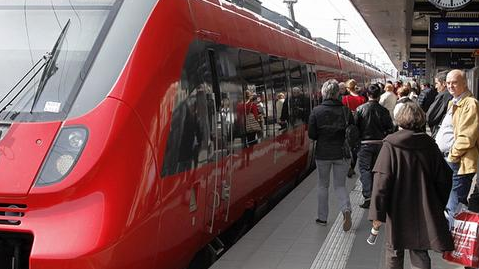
[368,102,454,269]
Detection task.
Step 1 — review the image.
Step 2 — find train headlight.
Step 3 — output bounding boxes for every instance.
[35,126,88,187]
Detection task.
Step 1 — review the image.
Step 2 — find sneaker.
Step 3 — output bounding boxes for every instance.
[342,210,352,232]
[315,219,327,226]
[359,199,371,209]
[347,168,356,178]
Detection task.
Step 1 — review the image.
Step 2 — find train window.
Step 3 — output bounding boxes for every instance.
[161,41,211,177]
[268,57,287,135]
[262,56,276,138]
[0,0,124,122]
[287,61,306,126]
[308,66,320,108]
[216,47,244,151]
[238,50,265,146]
[301,65,311,121]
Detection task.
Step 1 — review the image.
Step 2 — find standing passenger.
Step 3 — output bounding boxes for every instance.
[379,82,398,120]
[417,82,437,112]
[276,92,286,130]
[342,79,366,177]
[338,82,347,102]
[308,79,352,232]
[426,70,452,138]
[437,69,479,226]
[369,102,453,269]
[355,84,394,208]
[237,90,260,146]
[393,86,412,121]
[342,79,367,112]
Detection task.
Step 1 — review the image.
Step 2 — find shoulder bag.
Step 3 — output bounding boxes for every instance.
[245,104,261,134]
[342,107,360,158]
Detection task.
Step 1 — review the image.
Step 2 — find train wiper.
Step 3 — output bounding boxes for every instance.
[30,19,71,113]
[0,55,49,117]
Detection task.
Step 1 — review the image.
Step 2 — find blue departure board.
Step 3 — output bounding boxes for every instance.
[429,18,479,49]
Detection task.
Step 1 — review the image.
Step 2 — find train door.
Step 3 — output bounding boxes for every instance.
[204,48,233,234]
[288,60,306,152]
[306,65,317,169]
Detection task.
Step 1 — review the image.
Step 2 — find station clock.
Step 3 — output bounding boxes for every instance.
[428,0,473,11]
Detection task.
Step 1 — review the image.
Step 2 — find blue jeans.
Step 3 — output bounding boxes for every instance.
[358,144,382,199]
[316,159,351,221]
[445,161,474,226]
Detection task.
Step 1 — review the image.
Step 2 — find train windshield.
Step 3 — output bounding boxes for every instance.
[0,0,121,122]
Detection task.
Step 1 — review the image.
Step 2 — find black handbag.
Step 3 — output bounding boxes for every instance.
[341,107,360,158]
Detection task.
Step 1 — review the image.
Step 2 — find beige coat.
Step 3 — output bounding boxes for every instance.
[448,90,479,175]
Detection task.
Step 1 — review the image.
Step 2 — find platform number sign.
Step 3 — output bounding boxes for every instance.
[402,61,411,71]
[429,18,479,49]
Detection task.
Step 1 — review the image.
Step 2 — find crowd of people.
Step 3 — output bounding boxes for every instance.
[308,69,479,269]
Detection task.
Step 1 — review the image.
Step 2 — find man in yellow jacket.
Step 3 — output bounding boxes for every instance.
[436,69,479,226]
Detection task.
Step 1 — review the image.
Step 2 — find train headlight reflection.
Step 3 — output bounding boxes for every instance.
[35,126,88,187]
[68,131,85,148]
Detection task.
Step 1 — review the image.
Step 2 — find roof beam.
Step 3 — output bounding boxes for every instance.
[410,43,428,49]
[410,52,426,58]
[411,30,428,36]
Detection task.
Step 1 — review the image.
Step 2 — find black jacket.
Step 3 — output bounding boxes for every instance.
[308,99,353,160]
[426,90,453,138]
[355,100,394,141]
[417,87,437,112]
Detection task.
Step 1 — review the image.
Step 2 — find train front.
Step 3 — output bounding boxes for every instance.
[0,1,165,268]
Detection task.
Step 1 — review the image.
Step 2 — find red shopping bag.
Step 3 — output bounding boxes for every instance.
[443,211,479,267]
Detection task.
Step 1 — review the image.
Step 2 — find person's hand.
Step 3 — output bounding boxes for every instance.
[372,220,382,229]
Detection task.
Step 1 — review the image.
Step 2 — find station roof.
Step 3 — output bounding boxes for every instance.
[350,0,479,71]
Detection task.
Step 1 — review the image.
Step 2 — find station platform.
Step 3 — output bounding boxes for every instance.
[210,169,463,269]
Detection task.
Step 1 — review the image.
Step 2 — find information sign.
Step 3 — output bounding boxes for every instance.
[429,18,479,49]
[413,68,425,76]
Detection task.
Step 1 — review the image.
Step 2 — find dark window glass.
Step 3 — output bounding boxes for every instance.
[216,47,244,151]
[308,66,321,107]
[262,57,276,138]
[162,41,211,177]
[301,65,311,121]
[269,57,287,135]
[287,61,306,126]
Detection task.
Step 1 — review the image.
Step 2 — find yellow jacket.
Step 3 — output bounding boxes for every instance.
[448,90,479,175]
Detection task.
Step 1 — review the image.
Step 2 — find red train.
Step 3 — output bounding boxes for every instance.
[0,0,389,268]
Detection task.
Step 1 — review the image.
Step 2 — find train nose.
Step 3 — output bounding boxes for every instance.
[0,122,61,197]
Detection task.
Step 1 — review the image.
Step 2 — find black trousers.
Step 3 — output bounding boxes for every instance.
[358,143,382,199]
[385,245,431,269]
